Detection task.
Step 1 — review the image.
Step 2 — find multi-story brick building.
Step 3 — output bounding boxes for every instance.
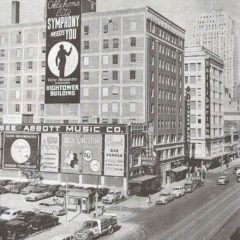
[184,46,224,169]
[0,6,185,187]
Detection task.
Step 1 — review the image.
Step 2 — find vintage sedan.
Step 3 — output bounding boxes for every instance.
[16,211,36,223]
[28,213,59,232]
[20,184,38,195]
[37,200,66,216]
[25,191,53,202]
[217,176,230,185]
[3,182,19,192]
[5,220,30,240]
[10,182,29,194]
[0,209,22,221]
[155,191,174,205]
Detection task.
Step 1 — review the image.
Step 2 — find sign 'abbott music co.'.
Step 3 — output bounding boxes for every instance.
[45,0,81,103]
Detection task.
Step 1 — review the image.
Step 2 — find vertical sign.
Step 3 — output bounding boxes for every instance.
[45,0,81,103]
[104,134,125,177]
[205,60,211,138]
[185,86,191,158]
[40,133,59,172]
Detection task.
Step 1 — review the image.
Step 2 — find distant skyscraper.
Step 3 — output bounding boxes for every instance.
[192,9,238,98]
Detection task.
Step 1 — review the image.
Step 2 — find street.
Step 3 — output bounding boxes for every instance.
[108,169,240,240]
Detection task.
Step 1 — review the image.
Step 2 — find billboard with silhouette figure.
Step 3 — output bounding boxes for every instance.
[45,0,81,104]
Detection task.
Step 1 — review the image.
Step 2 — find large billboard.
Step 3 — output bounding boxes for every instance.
[45,0,81,104]
[40,133,59,172]
[104,134,125,177]
[3,133,39,169]
[61,134,102,175]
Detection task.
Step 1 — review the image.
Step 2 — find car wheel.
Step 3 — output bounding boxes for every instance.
[52,211,57,216]
[108,226,114,235]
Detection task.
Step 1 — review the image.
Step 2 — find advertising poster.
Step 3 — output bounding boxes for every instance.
[61,134,102,175]
[104,134,125,177]
[45,0,81,103]
[40,133,59,172]
[3,133,39,169]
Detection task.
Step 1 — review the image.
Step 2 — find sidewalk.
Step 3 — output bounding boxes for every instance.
[208,157,240,173]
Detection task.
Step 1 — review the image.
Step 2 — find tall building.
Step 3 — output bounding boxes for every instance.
[184,46,224,169]
[192,9,238,97]
[0,6,185,187]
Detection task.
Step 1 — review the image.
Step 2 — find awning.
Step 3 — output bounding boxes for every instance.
[129,175,157,184]
[171,166,188,173]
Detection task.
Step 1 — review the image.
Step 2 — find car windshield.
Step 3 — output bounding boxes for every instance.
[108,192,114,195]
[83,221,93,228]
[173,187,181,190]
[219,176,226,179]
[159,193,168,196]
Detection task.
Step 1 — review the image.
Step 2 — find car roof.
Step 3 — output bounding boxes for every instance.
[219,176,227,178]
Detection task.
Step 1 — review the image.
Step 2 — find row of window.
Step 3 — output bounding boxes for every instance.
[190,101,222,111]
[185,63,202,72]
[101,102,137,113]
[158,120,177,129]
[158,105,181,115]
[158,147,183,159]
[0,76,45,86]
[0,61,45,71]
[0,104,32,113]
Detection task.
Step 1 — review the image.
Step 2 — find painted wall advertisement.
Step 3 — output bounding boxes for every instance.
[40,133,59,172]
[45,0,81,103]
[61,134,102,175]
[104,134,125,177]
[3,133,39,169]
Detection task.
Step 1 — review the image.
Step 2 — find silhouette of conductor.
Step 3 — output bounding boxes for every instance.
[55,44,72,77]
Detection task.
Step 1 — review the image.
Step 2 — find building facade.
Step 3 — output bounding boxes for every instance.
[192,9,238,97]
[184,47,224,169]
[0,6,185,188]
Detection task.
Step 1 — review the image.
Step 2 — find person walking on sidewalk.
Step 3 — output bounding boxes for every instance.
[147,195,151,205]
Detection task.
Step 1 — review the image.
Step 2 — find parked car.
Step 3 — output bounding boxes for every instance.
[155,191,174,205]
[25,191,53,202]
[172,186,185,198]
[0,179,11,186]
[0,209,22,221]
[3,182,19,192]
[20,184,38,195]
[10,182,29,194]
[184,180,198,193]
[5,219,30,240]
[233,165,240,174]
[16,211,36,223]
[47,185,61,195]
[0,206,9,215]
[55,184,76,197]
[0,186,9,194]
[102,190,122,204]
[192,178,204,188]
[217,176,229,185]
[85,187,110,199]
[37,199,66,216]
[28,213,59,232]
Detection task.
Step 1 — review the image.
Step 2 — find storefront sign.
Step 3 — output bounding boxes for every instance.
[61,134,102,175]
[3,133,39,169]
[45,0,81,103]
[205,60,211,137]
[104,134,125,177]
[0,124,127,134]
[40,133,59,172]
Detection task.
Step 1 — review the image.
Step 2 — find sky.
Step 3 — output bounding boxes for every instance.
[0,0,240,46]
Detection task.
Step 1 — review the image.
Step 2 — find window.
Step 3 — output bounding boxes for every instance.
[28,47,33,58]
[41,75,45,82]
[103,39,109,49]
[190,76,196,84]
[190,101,196,110]
[42,32,46,39]
[41,61,45,68]
[84,41,89,50]
[130,53,136,63]
[130,70,136,80]
[190,128,196,138]
[83,56,89,65]
[16,76,21,84]
[27,90,32,99]
[190,63,196,71]
[130,37,136,47]
[102,87,108,96]
[197,63,201,71]
[102,103,108,112]
[40,104,44,111]
[130,21,137,31]
[84,25,89,35]
[103,24,108,33]
[16,90,20,99]
[185,64,188,71]
[83,72,89,81]
[198,129,202,137]
[102,71,109,80]
[28,61,33,70]
[197,88,201,96]
[27,104,32,112]
[112,55,118,64]
[112,103,118,112]
[15,104,20,113]
[16,62,21,70]
[130,87,136,96]
[42,47,46,54]
[16,31,21,43]
[113,39,119,48]
[0,77,4,85]
[0,104,3,112]
[102,55,108,65]
[130,102,136,112]
[190,115,196,124]
[190,88,196,97]
[83,88,89,96]
[197,101,201,109]
[112,87,118,95]
[198,115,201,123]
[0,49,4,57]
[112,71,118,80]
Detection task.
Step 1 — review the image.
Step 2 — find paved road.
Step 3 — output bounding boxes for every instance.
[114,169,240,240]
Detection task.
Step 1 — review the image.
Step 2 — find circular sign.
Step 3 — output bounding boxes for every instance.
[82,150,92,162]
[90,160,100,172]
[10,139,31,164]
[47,41,78,77]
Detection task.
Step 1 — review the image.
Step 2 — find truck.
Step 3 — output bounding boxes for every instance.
[74,213,118,240]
